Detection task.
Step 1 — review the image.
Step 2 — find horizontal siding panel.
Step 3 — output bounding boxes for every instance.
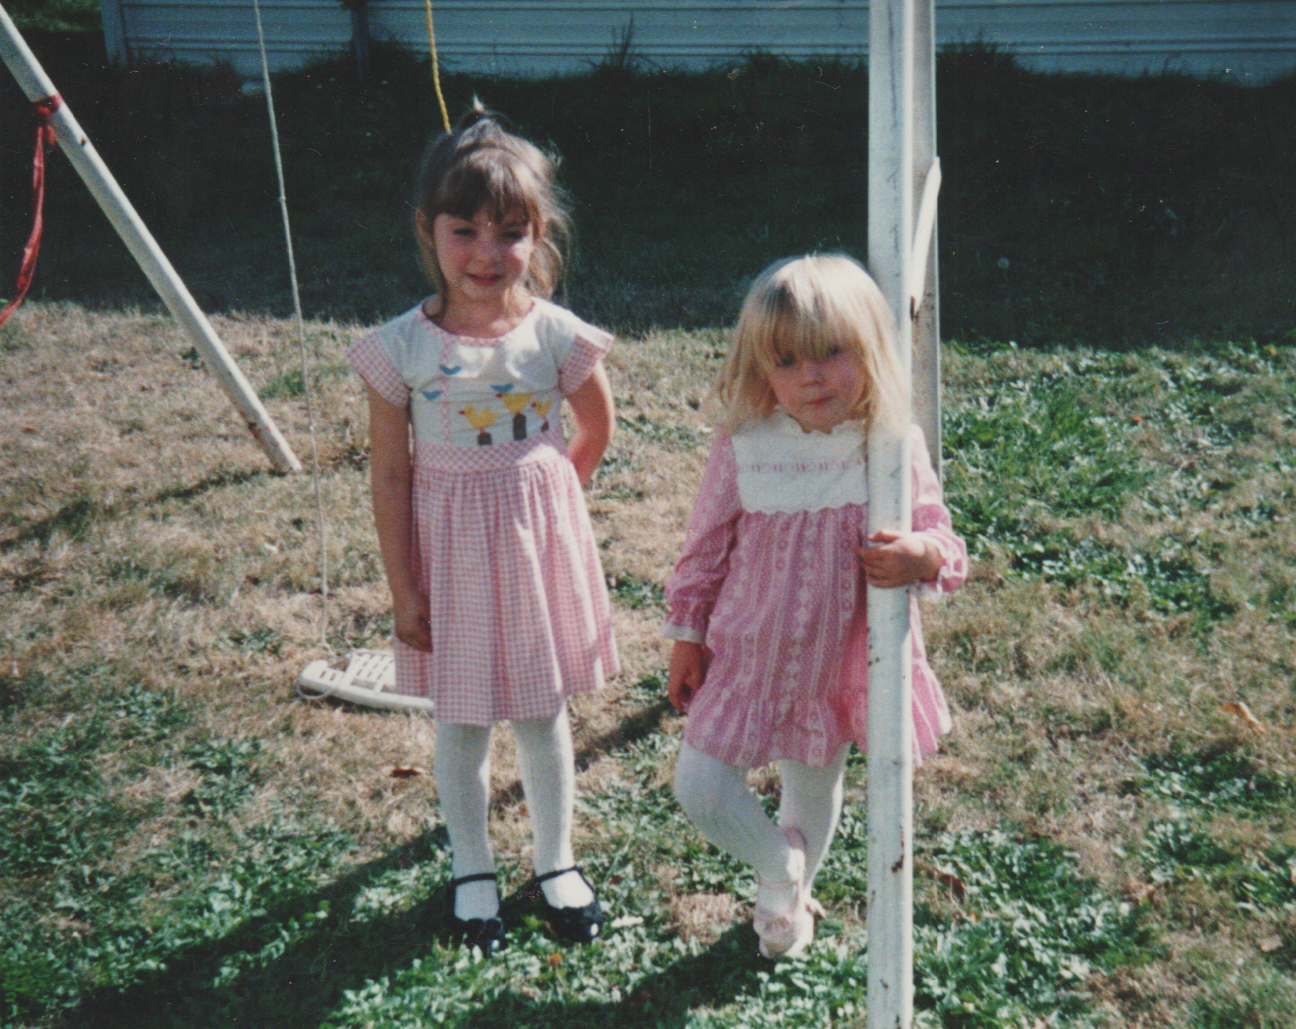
[101,0,1296,82]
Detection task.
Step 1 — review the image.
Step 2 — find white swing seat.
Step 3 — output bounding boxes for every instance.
[298,649,435,714]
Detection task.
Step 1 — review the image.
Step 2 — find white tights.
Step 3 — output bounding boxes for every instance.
[435,706,594,920]
[674,741,850,914]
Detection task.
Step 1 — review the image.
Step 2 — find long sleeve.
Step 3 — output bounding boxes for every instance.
[662,434,742,644]
[908,425,968,595]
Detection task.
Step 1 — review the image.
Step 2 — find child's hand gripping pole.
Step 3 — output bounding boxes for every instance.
[855,530,943,589]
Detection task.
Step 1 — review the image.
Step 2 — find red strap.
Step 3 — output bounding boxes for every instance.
[0,94,62,328]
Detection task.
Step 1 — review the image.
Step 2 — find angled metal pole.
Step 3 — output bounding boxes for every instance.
[0,4,302,474]
[867,0,916,1026]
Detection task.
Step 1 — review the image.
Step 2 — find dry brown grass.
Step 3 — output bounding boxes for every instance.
[0,302,721,866]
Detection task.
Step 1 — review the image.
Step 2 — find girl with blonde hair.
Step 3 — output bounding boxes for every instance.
[664,254,967,958]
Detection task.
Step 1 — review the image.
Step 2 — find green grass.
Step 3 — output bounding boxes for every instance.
[916,830,1152,1028]
[606,572,667,612]
[942,342,1292,627]
[1142,749,1296,813]
[0,681,1159,1028]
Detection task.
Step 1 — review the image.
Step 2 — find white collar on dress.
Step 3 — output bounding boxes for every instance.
[731,412,868,513]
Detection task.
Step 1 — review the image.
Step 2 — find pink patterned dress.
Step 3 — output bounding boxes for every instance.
[663,413,967,769]
[348,298,619,724]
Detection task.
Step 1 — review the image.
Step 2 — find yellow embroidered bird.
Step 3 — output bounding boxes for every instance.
[459,404,498,432]
[497,391,532,414]
[459,403,499,445]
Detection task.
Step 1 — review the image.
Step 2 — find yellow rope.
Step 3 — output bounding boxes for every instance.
[424,0,451,132]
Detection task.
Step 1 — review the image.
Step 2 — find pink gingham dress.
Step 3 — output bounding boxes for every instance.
[348,298,619,723]
[663,414,967,769]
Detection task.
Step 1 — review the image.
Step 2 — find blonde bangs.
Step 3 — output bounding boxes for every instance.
[710,253,911,434]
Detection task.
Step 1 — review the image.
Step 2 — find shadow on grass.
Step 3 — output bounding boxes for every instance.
[444,924,772,1029]
[60,826,771,1029]
[61,835,451,1029]
[0,469,272,554]
[578,695,675,770]
[56,695,757,1029]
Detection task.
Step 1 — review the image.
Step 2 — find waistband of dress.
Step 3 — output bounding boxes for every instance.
[413,429,567,470]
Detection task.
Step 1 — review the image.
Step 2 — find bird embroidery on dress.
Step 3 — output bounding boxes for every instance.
[439,364,462,376]
[459,404,497,446]
[532,398,552,433]
[421,389,443,402]
[497,390,534,440]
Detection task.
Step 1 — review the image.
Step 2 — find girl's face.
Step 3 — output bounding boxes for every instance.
[766,344,868,433]
[420,206,541,309]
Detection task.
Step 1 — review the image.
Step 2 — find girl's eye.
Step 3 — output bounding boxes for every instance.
[826,345,842,358]
[776,354,797,369]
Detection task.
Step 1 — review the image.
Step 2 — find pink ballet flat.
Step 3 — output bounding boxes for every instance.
[752,827,822,959]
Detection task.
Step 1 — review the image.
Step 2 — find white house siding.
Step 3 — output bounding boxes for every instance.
[98,0,1296,84]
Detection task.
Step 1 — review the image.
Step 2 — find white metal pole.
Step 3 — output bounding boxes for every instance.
[0,5,302,474]
[912,0,942,478]
[867,0,915,1026]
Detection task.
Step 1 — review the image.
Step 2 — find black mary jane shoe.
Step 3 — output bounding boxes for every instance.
[528,866,605,944]
[446,872,506,955]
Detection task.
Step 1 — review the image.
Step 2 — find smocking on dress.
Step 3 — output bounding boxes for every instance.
[663,416,966,768]
[349,298,619,723]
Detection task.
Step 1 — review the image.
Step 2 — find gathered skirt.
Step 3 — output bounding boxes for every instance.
[394,429,618,723]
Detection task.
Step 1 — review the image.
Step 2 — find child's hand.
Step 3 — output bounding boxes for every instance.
[856,530,942,589]
[668,640,709,713]
[392,587,433,652]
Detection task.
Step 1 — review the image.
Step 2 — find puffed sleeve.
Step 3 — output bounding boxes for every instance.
[909,424,968,595]
[347,333,410,408]
[662,434,742,643]
[557,324,614,396]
